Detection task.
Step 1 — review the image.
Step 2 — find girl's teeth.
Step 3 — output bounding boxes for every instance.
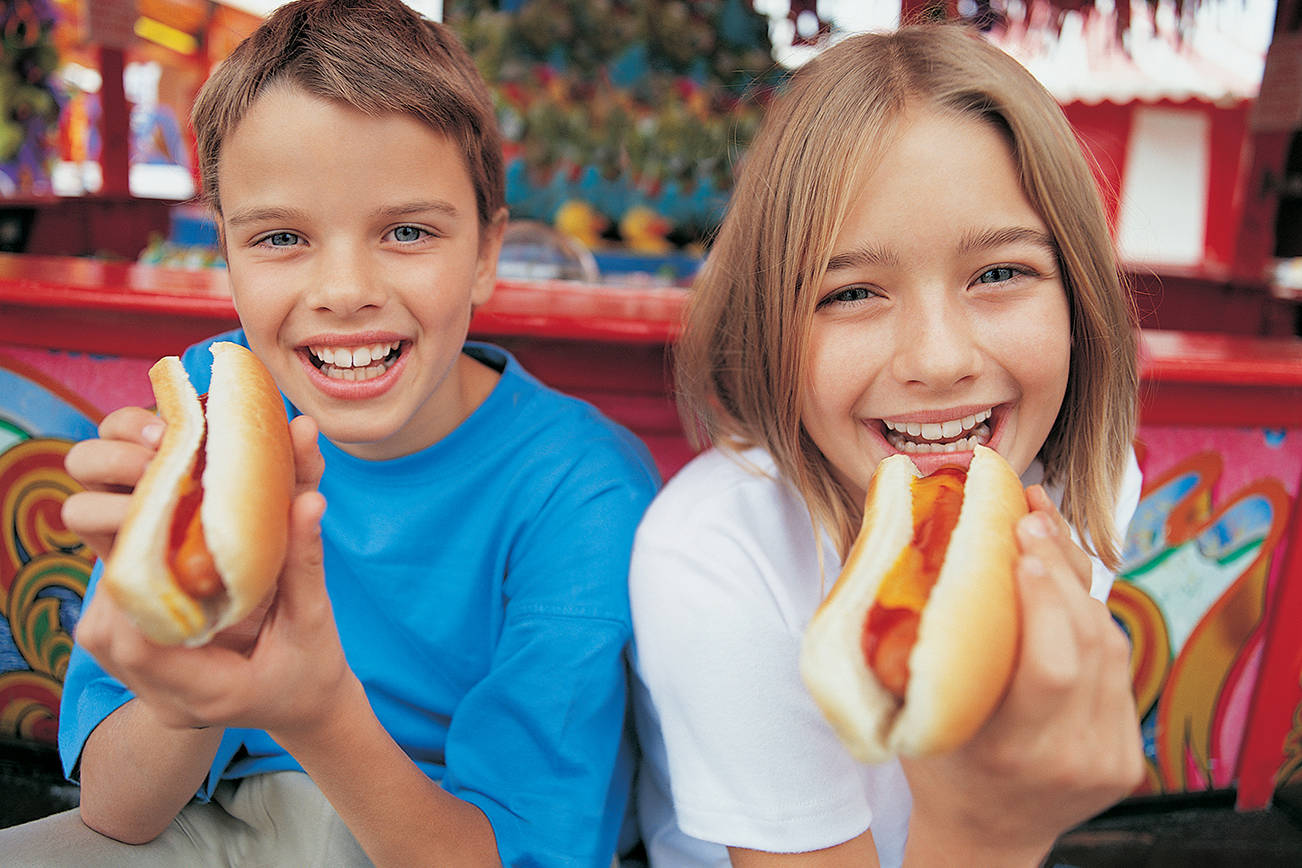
[887,424,991,454]
[882,409,993,448]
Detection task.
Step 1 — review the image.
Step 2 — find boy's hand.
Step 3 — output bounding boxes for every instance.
[74,415,354,737]
[62,406,165,561]
[901,485,1144,862]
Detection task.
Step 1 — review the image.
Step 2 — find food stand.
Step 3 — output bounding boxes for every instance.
[2,0,1302,855]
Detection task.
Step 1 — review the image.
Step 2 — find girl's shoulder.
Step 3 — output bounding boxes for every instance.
[641,447,792,532]
[635,446,831,590]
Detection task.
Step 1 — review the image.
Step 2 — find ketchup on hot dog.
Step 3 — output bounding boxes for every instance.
[166,437,223,600]
[861,466,966,697]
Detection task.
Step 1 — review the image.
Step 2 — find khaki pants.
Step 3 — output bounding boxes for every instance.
[0,770,372,867]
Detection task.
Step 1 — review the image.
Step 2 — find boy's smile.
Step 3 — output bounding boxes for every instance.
[216,84,504,461]
[802,107,1072,502]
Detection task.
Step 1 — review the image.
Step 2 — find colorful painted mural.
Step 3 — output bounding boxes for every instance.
[3,340,1302,808]
[0,350,105,744]
[1113,425,1302,798]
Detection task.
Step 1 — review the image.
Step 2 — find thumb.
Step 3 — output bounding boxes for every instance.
[275,488,327,609]
[288,415,325,497]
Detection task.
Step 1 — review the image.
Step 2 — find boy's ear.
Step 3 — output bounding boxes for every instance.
[471,208,509,308]
[214,216,229,261]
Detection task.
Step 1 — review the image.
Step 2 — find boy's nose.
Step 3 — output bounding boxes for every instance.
[306,247,386,313]
[890,299,983,390]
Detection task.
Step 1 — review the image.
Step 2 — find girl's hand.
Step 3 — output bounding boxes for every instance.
[74,416,355,737]
[901,485,1144,863]
[62,406,166,561]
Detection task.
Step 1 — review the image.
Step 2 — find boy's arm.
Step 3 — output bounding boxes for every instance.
[269,676,501,867]
[76,696,225,843]
[69,417,503,865]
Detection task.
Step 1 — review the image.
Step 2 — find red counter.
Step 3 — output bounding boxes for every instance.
[2,252,1301,814]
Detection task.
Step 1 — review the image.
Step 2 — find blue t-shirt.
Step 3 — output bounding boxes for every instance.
[59,330,661,867]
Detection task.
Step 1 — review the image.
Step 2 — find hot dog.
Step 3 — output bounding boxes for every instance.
[800,444,1026,763]
[101,342,294,646]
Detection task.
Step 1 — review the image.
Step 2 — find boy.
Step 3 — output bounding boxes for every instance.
[0,1,659,865]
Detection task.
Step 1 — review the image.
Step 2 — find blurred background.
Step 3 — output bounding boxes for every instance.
[3,2,1302,863]
[2,0,1298,328]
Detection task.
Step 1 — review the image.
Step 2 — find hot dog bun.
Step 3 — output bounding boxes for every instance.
[800,444,1026,763]
[102,342,293,646]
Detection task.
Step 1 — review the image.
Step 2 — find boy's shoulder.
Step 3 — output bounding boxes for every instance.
[466,342,660,484]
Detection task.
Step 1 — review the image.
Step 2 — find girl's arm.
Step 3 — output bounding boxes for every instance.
[728,486,1143,868]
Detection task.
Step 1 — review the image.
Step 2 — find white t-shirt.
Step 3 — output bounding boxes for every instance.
[630,446,1143,867]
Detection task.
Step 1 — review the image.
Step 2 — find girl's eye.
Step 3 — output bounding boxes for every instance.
[976,266,1021,284]
[391,225,428,243]
[819,286,876,308]
[263,231,300,247]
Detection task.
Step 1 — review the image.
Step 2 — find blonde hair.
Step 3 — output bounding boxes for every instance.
[190,0,504,229]
[677,25,1138,567]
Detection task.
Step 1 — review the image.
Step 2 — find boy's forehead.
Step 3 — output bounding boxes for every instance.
[216,89,477,217]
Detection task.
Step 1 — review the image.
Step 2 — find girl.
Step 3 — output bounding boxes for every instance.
[630,25,1146,867]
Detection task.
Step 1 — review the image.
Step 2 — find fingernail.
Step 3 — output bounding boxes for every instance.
[1021,513,1052,538]
[142,422,164,446]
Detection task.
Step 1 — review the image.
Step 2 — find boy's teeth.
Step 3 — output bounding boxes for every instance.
[307,341,402,381]
[309,341,401,369]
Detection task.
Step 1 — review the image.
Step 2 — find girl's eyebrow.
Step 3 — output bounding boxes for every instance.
[959,226,1058,255]
[825,226,1056,273]
[826,243,898,272]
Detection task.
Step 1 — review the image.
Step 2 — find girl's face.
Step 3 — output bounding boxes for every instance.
[802,108,1071,503]
[217,86,503,461]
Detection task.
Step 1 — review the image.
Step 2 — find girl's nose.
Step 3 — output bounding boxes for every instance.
[890,298,983,390]
[305,245,386,314]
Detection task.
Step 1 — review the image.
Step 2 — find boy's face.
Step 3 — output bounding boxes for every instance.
[217,85,503,461]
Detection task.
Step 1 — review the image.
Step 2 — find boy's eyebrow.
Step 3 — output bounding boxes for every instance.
[225,206,311,229]
[224,199,463,229]
[373,199,463,220]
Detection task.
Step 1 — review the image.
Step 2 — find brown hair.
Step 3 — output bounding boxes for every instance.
[677,25,1138,567]
[190,0,504,228]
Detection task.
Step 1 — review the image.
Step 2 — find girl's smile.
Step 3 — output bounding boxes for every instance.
[802,107,1072,499]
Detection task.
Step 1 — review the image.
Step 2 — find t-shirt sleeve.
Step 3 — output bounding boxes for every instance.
[58,561,248,800]
[1090,446,1144,601]
[439,439,658,867]
[630,513,885,853]
[58,561,132,781]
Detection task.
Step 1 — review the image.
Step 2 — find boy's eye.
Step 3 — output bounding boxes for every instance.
[392,225,428,242]
[977,266,1019,284]
[265,231,300,247]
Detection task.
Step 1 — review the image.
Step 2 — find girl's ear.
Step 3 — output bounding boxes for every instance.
[471,208,509,308]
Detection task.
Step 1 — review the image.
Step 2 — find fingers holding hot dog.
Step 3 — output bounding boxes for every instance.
[895,475,1143,860]
[62,407,167,561]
